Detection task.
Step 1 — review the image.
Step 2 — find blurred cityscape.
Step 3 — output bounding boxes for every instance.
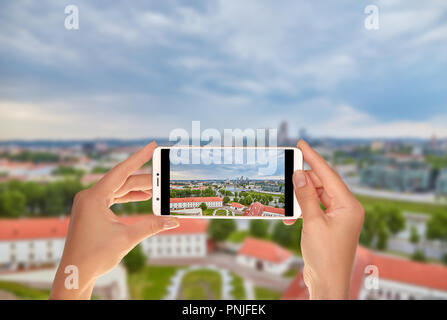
[0,120,446,300]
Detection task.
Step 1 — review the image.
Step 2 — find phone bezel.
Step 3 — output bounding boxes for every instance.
[152,146,302,219]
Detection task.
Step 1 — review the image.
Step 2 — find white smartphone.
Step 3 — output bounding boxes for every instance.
[152,146,302,219]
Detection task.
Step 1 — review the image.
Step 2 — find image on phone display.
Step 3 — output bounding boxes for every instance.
[160,148,295,217]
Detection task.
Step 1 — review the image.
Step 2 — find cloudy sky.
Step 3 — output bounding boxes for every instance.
[1,0,446,140]
[171,149,285,180]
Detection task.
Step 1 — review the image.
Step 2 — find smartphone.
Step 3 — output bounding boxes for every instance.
[152,146,302,219]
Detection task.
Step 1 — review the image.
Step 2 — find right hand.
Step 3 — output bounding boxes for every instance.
[284,140,364,299]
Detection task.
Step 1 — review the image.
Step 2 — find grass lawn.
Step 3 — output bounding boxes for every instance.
[202,209,216,216]
[215,209,227,216]
[128,265,181,300]
[181,269,222,300]
[355,194,447,215]
[0,280,50,300]
[230,273,246,300]
[283,268,299,278]
[254,286,282,300]
[228,230,249,243]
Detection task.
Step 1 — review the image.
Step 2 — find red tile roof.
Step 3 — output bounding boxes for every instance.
[120,215,209,235]
[0,215,208,241]
[231,202,244,208]
[238,237,293,263]
[0,217,70,241]
[263,205,285,215]
[281,272,309,300]
[281,246,447,300]
[243,202,264,216]
[243,202,285,216]
[170,197,223,203]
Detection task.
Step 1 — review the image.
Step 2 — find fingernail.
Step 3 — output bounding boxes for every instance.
[162,218,179,229]
[293,171,307,188]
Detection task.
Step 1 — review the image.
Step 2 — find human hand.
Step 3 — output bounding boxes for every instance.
[50,141,179,299]
[284,140,364,300]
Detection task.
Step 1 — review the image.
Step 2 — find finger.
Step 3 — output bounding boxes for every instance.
[126,215,179,246]
[293,170,323,220]
[113,190,152,204]
[298,140,351,199]
[307,170,332,209]
[283,219,297,225]
[97,141,157,195]
[114,174,152,198]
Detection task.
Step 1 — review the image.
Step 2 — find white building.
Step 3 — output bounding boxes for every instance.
[140,219,209,258]
[0,215,209,270]
[388,212,445,260]
[0,217,68,270]
[236,237,295,275]
[170,197,223,210]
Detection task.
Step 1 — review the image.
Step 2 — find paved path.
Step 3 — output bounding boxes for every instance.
[244,280,255,300]
[212,209,230,216]
[165,265,233,300]
[150,253,294,292]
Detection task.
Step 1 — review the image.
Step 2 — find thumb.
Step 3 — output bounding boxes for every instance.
[126,216,179,246]
[293,171,322,220]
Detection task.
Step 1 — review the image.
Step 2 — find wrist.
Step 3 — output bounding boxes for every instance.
[307,277,350,300]
[50,258,98,300]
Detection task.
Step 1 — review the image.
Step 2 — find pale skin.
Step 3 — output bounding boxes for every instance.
[283,140,365,299]
[50,140,364,300]
[50,141,179,299]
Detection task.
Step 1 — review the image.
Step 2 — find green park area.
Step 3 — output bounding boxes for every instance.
[128,265,181,300]
[180,269,222,300]
[355,194,447,216]
[254,286,282,300]
[214,209,227,216]
[0,280,50,300]
[230,272,246,300]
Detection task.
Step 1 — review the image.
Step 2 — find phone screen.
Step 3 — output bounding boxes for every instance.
[160,148,295,217]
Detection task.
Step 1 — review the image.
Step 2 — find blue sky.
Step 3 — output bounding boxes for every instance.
[1,0,447,139]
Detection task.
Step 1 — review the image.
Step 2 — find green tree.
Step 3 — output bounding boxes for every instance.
[208,220,236,242]
[359,206,405,250]
[278,195,285,204]
[249,220,269,238]
[409,226,420,245]
[411,250,426,262]
[271,220,302,251]
[426,211,447,242]
[200,202,208,211]
[0,190,26,218]
[52,166,84,177]
[223,196,230,204]
[123,244,146,273]
[376,221,389,250]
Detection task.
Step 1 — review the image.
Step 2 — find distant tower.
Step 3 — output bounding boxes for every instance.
[278,121,289,146]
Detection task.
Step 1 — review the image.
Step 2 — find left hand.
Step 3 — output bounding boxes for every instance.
[50,141,179,299]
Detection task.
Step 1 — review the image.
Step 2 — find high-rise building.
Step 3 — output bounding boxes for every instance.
[278,121,289,146]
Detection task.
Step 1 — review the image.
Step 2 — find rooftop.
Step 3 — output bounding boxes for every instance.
[0,215,208,241]
[238,237,292,264]
[170,197,223,203]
